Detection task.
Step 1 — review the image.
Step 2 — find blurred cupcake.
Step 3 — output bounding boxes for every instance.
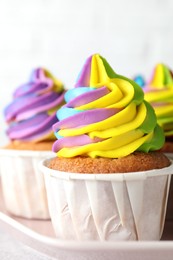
[143,63,173,220]
[0,68,65,219]
[40,54,173,241]
[143,63,173,153]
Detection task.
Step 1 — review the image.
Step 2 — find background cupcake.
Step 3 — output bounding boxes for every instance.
[143,63,173,153]
[0,68,65,219]
[41,54,173,241]
[142,63,173,220]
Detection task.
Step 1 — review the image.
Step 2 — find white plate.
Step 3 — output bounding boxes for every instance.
[0,181,173,260]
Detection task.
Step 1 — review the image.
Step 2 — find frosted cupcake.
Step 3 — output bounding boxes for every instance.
[143,63,173,220]
[40,55,173,240]
[0,68,65,219]
[143,63,173,153]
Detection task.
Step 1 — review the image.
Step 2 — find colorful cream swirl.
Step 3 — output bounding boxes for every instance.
[52,54,164,158]
[143,64,173,138]
[4,68,65,142]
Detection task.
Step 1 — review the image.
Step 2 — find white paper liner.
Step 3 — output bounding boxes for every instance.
[40,158,173,241]
[164,153,173,220]
[0,149,54,219]
[165,153,173,160]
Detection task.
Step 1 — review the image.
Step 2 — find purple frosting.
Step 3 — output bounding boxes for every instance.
[4,68,65,142]
[75,56,92,88]
[53,108,119,132]
[52,135,104,151]
[5,92,64,122]
[66,86,110,107]
[7,113,57,141]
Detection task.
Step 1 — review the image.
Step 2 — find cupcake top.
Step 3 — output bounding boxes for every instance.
[52,54,164,158]
[143,63,173,138]
[4,68,65,142]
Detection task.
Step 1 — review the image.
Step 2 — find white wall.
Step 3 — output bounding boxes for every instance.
[0,0,173,145]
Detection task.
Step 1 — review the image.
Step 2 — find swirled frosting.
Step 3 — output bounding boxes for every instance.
[4,68,65,142]
[143,63,173,138]
[52,54,164,158]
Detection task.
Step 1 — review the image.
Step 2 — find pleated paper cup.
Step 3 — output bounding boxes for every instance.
[165,153,173,220]
[40,158,173,241]
[0,149,53,219]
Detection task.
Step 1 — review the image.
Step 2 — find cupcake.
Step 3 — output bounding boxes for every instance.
[40,55,173,240]
[0,68,65,219]
[143,63,173,154]
[143,63,173,220]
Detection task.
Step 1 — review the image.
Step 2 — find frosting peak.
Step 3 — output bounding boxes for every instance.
[53,54,164,158]
[148,63,173,88]
[4,68,65,142]
[75,54,117,88]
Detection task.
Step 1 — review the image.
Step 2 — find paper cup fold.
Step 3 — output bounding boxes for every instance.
[40,158,173,241]
[0,149,53,219]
